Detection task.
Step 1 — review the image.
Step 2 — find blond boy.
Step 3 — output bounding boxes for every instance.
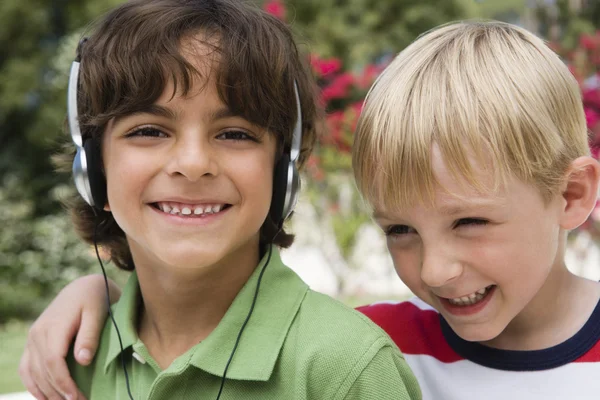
[355,21,600,399]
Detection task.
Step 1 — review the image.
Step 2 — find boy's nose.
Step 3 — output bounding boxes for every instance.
[166,139,219,181]
[420,249,462,288]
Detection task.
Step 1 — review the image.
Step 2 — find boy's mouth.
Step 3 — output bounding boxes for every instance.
[151,202,232,217]
[445,285,496,307]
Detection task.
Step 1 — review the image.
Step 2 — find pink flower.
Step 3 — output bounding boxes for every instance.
[325,111,344,141]
[321,73,355,102]
[310,55,342,77]
[356,64,382,89]
[584,88,600,110]
[580,34,597,51]
[263,0,286,20]
[585,108,600,128]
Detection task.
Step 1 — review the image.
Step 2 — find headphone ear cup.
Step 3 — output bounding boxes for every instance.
[83,138,108,209]
[269,153,290,229]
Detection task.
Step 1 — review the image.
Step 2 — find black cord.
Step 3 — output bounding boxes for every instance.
[93,212,135,400]
[214,244,274,400]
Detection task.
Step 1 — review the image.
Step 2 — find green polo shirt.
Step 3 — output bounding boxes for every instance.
[68,247,421,399]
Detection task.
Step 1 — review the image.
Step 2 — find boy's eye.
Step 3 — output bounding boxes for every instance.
[454,218,488,228]
[385,225,416,236]
[217,130,257,142]
[125,127,167,138]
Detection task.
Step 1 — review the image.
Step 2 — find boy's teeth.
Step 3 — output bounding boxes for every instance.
[157,202,226,216]
[448,286,492,306]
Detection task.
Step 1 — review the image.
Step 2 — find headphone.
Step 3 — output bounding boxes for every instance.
[68,38,303,400]
[68,39,302,229]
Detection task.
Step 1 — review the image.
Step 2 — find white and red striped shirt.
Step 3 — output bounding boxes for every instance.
[357,298,600,400]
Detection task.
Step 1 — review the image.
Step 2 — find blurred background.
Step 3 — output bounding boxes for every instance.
[0,0,599,396]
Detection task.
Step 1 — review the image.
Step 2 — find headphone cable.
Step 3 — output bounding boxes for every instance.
[93,212,135,400]
[215,244,273,400]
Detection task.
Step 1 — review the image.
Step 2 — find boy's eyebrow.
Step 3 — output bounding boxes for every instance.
[115,104,179,123]
[437,200,503,216]
[372,199,503,220]
[372,210,390,220]
[115,105,241,123]
[209,107,239,121]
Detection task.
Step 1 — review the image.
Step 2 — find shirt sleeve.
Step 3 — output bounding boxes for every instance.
[341,344,422,400]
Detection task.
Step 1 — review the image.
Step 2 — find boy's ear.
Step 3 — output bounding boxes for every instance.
[559,156,600,230]
[103,203,111,212]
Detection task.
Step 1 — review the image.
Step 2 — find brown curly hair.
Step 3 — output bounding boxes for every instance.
[56,0,322,271]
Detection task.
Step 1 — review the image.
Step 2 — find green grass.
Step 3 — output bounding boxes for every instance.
[0,321,29,394]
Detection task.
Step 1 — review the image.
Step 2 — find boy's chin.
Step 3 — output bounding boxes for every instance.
[149,251,227,274]
[445,319,506,344]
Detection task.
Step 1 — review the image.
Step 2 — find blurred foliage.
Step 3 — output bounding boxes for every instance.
[276,0,476,66]
[0,0,124,322]
[0,0,123,216]
[0,175,99,322]
[535,0,600,48]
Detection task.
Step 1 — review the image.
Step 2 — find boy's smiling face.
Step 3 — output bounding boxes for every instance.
[101,41,276,276]
[374,146,565,344]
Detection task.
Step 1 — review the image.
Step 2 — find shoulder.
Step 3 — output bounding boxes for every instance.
[298,289,396,345]
[356,298,461,363]
[356,297,440,341]
[283,290,421,400]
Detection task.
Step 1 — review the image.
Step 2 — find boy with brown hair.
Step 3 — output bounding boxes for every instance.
[17,1,421,399]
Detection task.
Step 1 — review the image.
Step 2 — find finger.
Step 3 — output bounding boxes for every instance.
[37,318,84,398]
[46,357,80,400]
[73,309,104,365]
[29,328,77,400]
[27,350,66,400]
[19,350,48,400]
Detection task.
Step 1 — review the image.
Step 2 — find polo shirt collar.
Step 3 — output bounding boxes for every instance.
[104,246,309,382]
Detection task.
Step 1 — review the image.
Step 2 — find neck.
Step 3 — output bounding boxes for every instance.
[482,245,600,351]
[134,243,261,369]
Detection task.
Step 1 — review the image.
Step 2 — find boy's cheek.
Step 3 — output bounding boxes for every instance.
[389,251,423,287]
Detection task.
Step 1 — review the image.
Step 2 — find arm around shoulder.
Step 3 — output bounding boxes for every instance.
[339,340,422,400]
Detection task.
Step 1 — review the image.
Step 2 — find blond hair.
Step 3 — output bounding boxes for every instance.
[353,20,589,212]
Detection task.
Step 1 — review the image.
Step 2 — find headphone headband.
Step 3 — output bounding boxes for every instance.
[290,82,302,162]
[67,61,82,147]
